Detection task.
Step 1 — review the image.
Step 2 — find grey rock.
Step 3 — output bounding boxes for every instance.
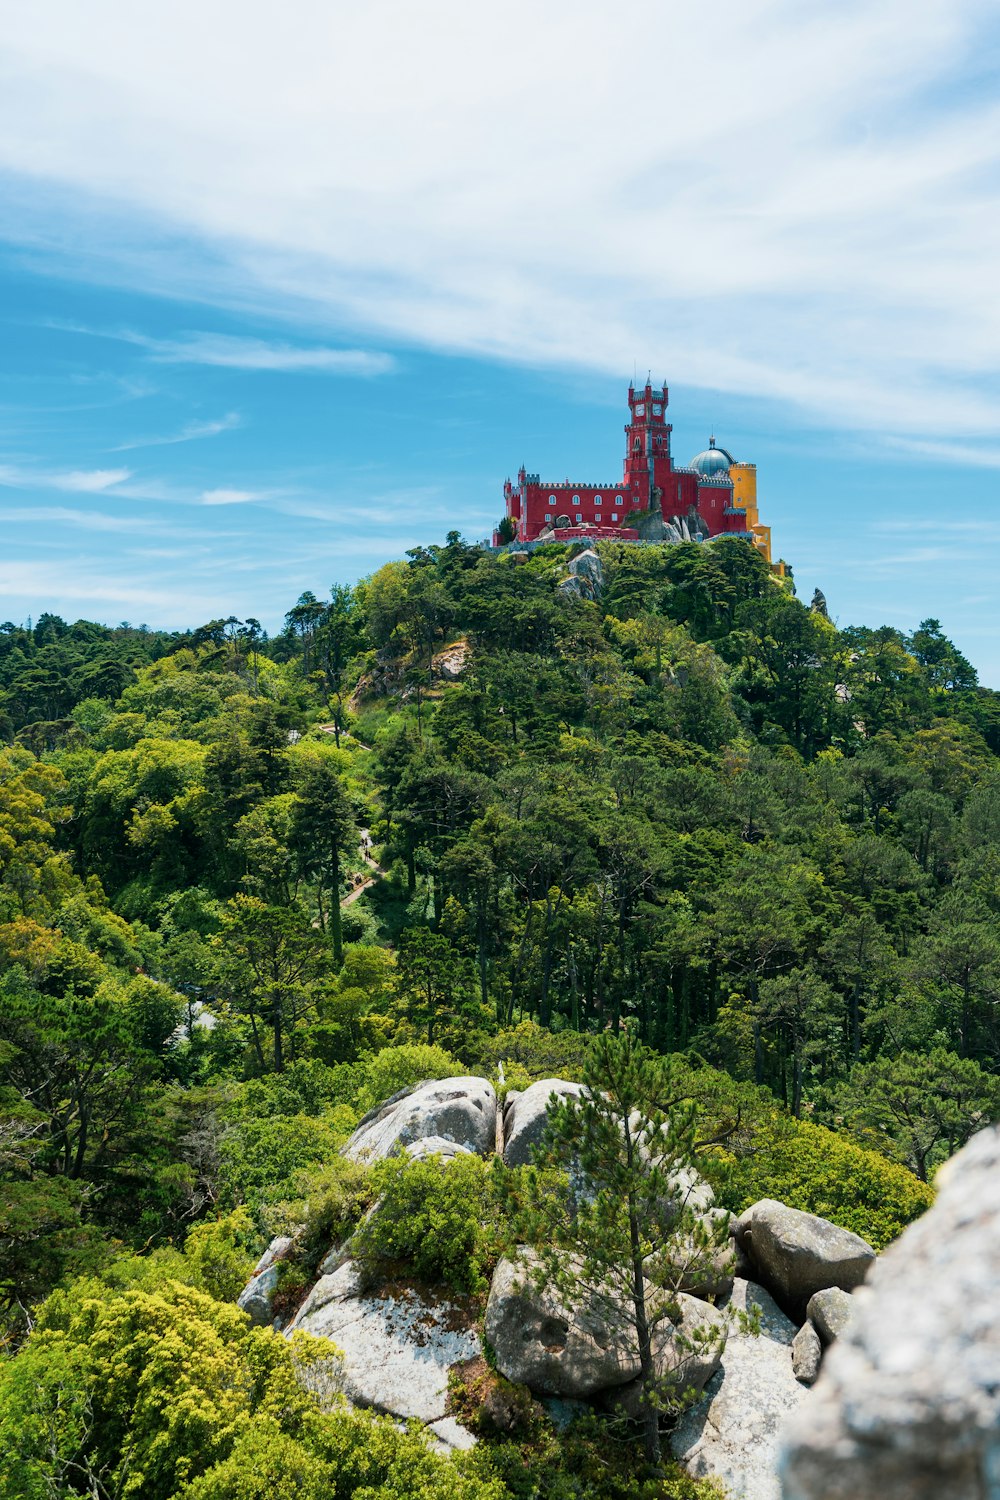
[288,1259,480,1424]
[567,549,603,595]
[807,1286,854,1345]
[485,1250,638,1398]
[344,1076,497,1164]
[601,1293,726,1419]
[659,1208,735,1299]
[741,1198,875,1309]
[237,1262,282,1327]
[426,1417,477,1452]
[250,1233,293,1278]
[502,1079,585,1167]
[671,1278,804,1500]
[779,1125,1000,1500]
[403,1133,476,1164]
[792,1320,823,1385]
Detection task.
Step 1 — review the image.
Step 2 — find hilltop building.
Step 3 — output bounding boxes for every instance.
[496,381,772,562]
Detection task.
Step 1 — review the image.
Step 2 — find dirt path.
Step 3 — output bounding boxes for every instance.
[341,828,385,908]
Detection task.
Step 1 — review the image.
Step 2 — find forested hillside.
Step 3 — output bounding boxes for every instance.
[2,533,999,1497]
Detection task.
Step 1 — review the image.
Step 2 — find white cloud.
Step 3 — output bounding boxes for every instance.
[52,322,394,374]
[53,467,132,491]
[0,462,132,492]
[112,411,242,450]
[200,486,263,505]
[0,2,999,441]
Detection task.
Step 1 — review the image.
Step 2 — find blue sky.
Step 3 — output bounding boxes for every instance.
[1,1,1000,679]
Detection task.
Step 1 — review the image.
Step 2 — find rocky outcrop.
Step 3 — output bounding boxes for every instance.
[501,1078,585,1167]
[431,638,470,682]
[779,1125,1000,1500]
[485,1250,637,1398]
[735,1199,875,1311]
[288,1259,480,1435]
[236,1234,294,1326]
[343,1076,497,1164]
[671,1278,804,1500]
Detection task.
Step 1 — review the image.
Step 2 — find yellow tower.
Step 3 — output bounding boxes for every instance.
[730,461,771,564]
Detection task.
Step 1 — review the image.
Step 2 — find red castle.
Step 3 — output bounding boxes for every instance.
[495,380,770,562]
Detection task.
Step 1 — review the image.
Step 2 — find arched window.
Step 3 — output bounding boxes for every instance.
[572,495,580,505]
[594,494,602,504]
[549,494,557,505]
[615,494,623,503]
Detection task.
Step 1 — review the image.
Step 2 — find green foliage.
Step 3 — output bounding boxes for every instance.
[2,542,999,1487]
[182,1208,259,1301]
[0,1266,496,1500]
[266,1156,375,1273]
[715,1114,934,1249]
[508,1032,735,1463]
[355,1151,505,1294]
[353,1041,466,1114]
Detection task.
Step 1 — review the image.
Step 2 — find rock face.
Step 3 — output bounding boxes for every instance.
[343,1076,497,1164]
[237,1263,282,1327]
[671,1278,804,1500]
[738,1199,875,1310]
[485,1250,638,1398]
[779,1125,1000,1500]
[502,1078,585,1167]
[289,1259,480,1432]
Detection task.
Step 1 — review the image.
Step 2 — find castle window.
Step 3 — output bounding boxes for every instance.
[544,513,553,523]
[572,494,580,504]
[595,514,601,522]
[549,494,557,504]
[576,514,582,522]
[615,494,623,503]
[594,494,602,504]
[611,513,618,521]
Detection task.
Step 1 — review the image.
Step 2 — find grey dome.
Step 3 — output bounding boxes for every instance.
[690,437,736,477]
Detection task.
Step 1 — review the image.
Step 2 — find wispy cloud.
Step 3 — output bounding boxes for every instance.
[0,504,154,533]
[200,486,264,505]
[52,322,394,375]
[0,462,132,493]
[4,1,999,440]
[112,411,241,450]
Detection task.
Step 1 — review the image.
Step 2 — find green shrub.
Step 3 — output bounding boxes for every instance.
[714,1114,934,1249]
[354,1043,466,1115]
[219,1111,355,1212]
[183,1208,258,1301]
[354,1152,505,1295]
[266,1156,375,1274]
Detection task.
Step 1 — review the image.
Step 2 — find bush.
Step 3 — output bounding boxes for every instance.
[354,1152,505,1295]
[353,1043,466,1116]
[714,1114,934,1249]
[183,1208,258,1301]
[266,1156,375,1275]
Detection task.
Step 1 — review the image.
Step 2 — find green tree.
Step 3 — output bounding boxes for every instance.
[510,1030,735,1465]
[833,1047,1000,1182]
[215,897,329,1072]
[290,760,356,963]
[394,927,476,1045]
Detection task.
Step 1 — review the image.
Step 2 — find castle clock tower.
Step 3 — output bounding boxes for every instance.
[623,380,673,510]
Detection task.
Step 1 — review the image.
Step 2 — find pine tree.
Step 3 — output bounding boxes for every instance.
[508,1030,739,1465]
